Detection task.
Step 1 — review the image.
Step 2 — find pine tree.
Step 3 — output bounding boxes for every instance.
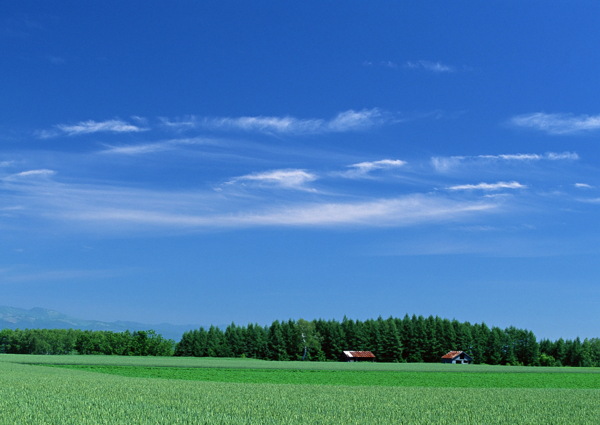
[267,320,288,361]
[486,327,504,365]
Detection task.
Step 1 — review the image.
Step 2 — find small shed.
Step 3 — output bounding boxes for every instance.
[343,350,376,362]
[441,351,473,364]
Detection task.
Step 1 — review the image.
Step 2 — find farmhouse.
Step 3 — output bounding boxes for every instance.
[342,351,376,362]
[441,351,473,364]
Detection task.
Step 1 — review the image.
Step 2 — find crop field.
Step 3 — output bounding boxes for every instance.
[0,355,599,424]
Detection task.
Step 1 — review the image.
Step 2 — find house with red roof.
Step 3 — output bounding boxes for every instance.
[441,351,473,364]
[343,350,376,362]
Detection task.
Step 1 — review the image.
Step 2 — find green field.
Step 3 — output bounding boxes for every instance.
[1,355,598,424]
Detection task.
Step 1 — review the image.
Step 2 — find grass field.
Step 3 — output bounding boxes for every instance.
[0,355,598,424]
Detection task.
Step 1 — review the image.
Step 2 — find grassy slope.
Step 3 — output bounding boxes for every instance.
[46,364,600,389]
[1,355,599,425]
[6,354,600,373]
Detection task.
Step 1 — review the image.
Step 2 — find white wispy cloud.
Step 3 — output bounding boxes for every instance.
[0,172,498,232]
[37,119,147,138]
[510,112,600,135]
[159,116,199,131]
[326,109,386,131]
[226,169,318,191]
[447,181,526,191]
[478,152,579,161]
[351,159,406,171]
[545,152,580,160]
[404,60,455,73]
[363,60,399,69]
[161,108,388,135]
[100,137,219,155]
[574,183,594,189]
[3,169,56,180]
[340,159,407,178]
[209,116,323,134]
[578,197,600,204]
[229,195,494,227]
[364,60,457,73]
[67,194,495,228]
[431,152,578,173]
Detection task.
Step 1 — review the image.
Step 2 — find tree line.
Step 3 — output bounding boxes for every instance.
[174,315,600,367]
[1,315,599,367]
[0,328,174,356]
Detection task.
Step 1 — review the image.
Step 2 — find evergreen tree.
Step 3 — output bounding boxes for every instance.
[441,319,457,353]
[281,319,299,360]
[245,324,268,359]
[422,316,440,362]
[565,337,584,367]
[455,321,474,357]
[553,338,567,366]
[224,323,245,357]
[341,317,358,350]
[485,327,504,365]
[470,323,489,364]
[267,320,288,361]
[380,317,403,362]
[406,315,426,362]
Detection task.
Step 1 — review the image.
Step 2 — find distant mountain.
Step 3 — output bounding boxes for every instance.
[0,306,200,341]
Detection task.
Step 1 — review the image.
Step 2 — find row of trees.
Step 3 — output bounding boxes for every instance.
[1,315,598,367]
[0,328,174,356]
[539,337,600,367]
[174,315,600,367]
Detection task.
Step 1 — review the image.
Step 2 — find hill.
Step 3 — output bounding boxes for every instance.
[0,306,197,341]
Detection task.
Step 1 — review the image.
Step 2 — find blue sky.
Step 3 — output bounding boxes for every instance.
[2,2,599,340]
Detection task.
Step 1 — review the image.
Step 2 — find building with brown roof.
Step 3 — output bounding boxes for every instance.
[441,351,473,364]
[343,350,376,362]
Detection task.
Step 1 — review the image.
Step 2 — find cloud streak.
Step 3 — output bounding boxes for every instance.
[510,112,600,134]
[340,159,407,178]
[67,194,496,228]
[364,60,457,73]
[226,169,318,191]
[37,119,147,138]
[3,169,56,181]
[0,171,498,232]
[431,152,578,173]
[447,181,526,191]
[100,137,219,155]
[161,108,389,135]
[404,60,455,73]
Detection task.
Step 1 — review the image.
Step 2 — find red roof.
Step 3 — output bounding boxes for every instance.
[343,350,376,358]
[441,351,464,359]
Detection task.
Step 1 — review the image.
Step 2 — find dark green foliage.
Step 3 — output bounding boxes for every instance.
[536,337,600,367]
[267,321,288,361]
[2,316,597,366]
[173,316,600,367]
[0,328,174,356]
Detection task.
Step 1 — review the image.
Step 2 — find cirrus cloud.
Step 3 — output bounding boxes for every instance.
[447,181,526,191]
[226,169,318,191]
[3,169,56,181]
[37,119,147,138]
[66,194,496,229]
[432,152,578,173]
[510,112,600,135]
[404,60,455,73]
[161,108,389,135]
[340,159,407,179]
